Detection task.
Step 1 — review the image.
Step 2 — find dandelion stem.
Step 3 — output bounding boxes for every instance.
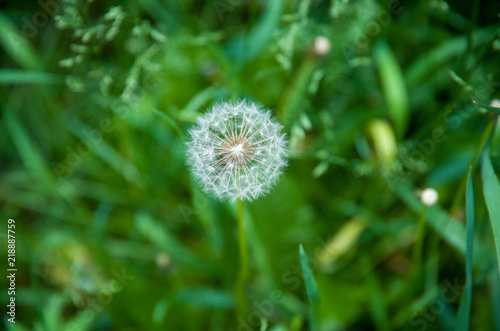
[235,198,249,318]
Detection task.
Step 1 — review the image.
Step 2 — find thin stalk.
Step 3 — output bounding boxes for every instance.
[278,56,317,128]
[412,206,428,275]
[400,206,428,304]
[235,199,249,318]
[450,117,495,214]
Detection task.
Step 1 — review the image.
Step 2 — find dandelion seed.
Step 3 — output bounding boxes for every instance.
[186,100,288,202]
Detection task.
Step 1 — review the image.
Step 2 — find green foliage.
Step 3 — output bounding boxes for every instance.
[299,245,319,331]
[1,0,500,330]
[456,169,474,331]
[482,153,500,275]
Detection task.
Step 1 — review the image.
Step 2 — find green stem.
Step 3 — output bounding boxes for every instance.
[278,56,317,128]
[400,205,428,303]
[450,117,496,214]
[412,206,428,275]
[235,199,249,318]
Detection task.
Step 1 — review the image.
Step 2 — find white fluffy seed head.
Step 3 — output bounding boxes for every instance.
[186,100,288,203]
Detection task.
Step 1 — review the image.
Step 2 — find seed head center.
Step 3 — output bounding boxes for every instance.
[232,144,244,154]
[220,136,253,168]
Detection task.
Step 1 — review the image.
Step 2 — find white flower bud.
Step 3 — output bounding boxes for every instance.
[313,36,331,57]
[420,188,439,206]
[490,99,500,108]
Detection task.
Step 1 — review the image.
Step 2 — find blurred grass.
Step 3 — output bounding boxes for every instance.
[482,153,500,275]
[1,0,500,330]
[299,245,319,331]
[456,168,474,331]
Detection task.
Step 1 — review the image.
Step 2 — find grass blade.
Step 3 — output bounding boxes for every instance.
[481,153,500,274]
[152,108,183,137]
[241,203,276,288]
[456,168,475,330]
[175,288,234,309]
[373,40,410,138]
[299,244,319,331]
[234,0,285,67]
[0,69,62,85]
[405,27,496,86]
[134,211,211,271]
[0,14,40,70]
[489,268,500,331]
[368,279,389,330]
[4,107,56,191]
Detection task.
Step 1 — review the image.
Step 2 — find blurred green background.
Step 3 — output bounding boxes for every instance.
[1,0,500,330]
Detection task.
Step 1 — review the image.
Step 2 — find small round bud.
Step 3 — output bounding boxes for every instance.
[156,252,171,270]
[312,36,331,57]
[420,188,439,206]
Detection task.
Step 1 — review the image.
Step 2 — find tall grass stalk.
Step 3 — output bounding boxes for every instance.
[412,206,428,275]
[450,116,496,214]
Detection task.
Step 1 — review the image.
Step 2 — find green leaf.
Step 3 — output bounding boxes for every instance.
[481,153,500,274]
[237,0,285,66]
[373,40,410,138]
[134,211,211,271]
[229,201,277,289]
[366,271,389,331]
[0,69,62,85]
[448,70,473,90]
[269,324,288,331]
[368,119,397,165]
[152,299,171,326]
[406,27,496,87]
[260,318,268,331]
[175,288,234,309]
[41,294,67,331]
[456,168,474,331]
[488,269,500,331]
[152,108,183,137]
[181,86,218,114]
[63,116,142,185]
[0,14,40,70]
[66,308,96,331]
[4,107,56,191]
[486,107,500,116]
[299,245,319,331]
[5,321,30,331]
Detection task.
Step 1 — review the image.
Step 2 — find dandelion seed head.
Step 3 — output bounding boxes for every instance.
[186,100,288,202]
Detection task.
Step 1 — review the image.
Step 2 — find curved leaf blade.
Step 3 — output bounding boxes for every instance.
[299,244,319,331]
[481,153,500,274]
[456,168,474,330]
